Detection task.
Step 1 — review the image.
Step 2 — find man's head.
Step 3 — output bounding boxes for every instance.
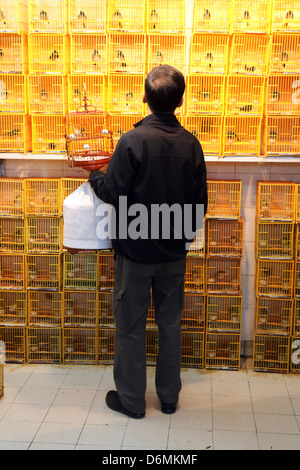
[143,65,185,114]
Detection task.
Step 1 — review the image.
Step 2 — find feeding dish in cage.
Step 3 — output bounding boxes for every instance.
[65,83,114,171]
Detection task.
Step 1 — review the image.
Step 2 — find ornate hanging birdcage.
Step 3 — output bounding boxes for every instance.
[65,83,114,171]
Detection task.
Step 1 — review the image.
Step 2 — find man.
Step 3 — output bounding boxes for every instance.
[89,65,207,419]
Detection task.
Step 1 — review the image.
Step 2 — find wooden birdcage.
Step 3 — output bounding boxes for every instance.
[147,0,185,33]
[98,250,114,290]
[26,216,62,253]
[193,0,231,33]
[63,251,98,291]
[107,74,145,114]
[28,290,62,327]
[0,326,25,363]
[0,217,25,252]
[293,299,300,335]
[98,289,114,326]
[205,331,241,370]
[108,0,146,32]
[187,227,205,257]
[68,75,106,114]
[0,34,28,74]
[206,179,242,219]
[70,34,107,75]
[0,178,24,218]
[190,33,229,75]
[295,261,300,297]
[0,253,24,289]
[148,34,186,75]
[26,254,62,290]
[186,74,225,115]
[206,218,244,257]
[265,75,300,115]
[253,334,290,373]
[223,115,262,156]
[181,330,204,368]
[262,115,300,156]
[271,1,300,32]
[231,0,271,33]
[0,290,26,325]
[98,327,115,364]
[181,292,205,330]
[28,0,67,33]
[185,256,204,292]
[225,75,265,115]
[108,33,146,74]
[32,114,65,153]
[110,114,144,148]
[69,0,107,33]
[206,294,242,332]
[0,114,31,153]
[63,290,97,327]
[63,327,97,363]
[0,0,28,34]
[28,33,70,75]
[296,223,300,259]
[229,33,270,76]
[256,181,296,221]
[256,259,294,298]
[269,33,300,74]
[256,221,294,259]
[25,178,61,216]
[65,84,114,171]
[185,115,223,156]
[27,327,61,363]
[0,74,27,114]
[255,297,293,336]
[28,75,68,114]
[206,257,241,294]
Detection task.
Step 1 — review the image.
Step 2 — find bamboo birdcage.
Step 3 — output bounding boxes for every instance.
[0,326,25,363]
[65,83,114,171]
[27,327,61,363]
[205,331,241,370]
[253,334,290,373]
[255,297,293,336]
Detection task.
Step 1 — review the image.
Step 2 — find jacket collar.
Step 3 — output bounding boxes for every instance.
[134,113,181,129]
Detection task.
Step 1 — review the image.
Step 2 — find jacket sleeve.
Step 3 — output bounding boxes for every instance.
[88,136,138,207]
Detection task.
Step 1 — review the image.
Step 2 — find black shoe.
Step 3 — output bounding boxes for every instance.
[105,390,145,419]
[161,401,178,414]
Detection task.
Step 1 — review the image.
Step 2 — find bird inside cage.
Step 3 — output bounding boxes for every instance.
[40,10,49,21]
[150,9,158,29]
[113,10,123,29]
[49,50,59,61]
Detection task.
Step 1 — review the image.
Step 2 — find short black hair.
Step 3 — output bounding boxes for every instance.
[144,65,185,114]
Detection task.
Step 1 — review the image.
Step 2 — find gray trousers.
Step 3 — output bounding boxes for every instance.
[112,253,186,415]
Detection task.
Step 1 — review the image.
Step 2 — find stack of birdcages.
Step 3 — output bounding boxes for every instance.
[254,180,296,373]
[204,179,243,370]
[263,1,300,157]
[0,0,31,152]
[28,0,69,153]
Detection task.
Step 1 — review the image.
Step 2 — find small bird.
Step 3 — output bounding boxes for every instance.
[150,9,158,29]
[281,50,288,69]
[78,10,87,28]
[116,49,126,68]
[5,129,19,138]
[205,52,213,68]
[191,129,198,138]
[200,90,211,102]
[49,50,59,61]
[73,127,85,137]
[49,142,56,150]
[40,10,48,21]
[0,10,6,24]
[268,130,277,143]
[92,49,101,67]
[156,51,163,64]
[244,10,250,26]
[74,88,81,100]
[227,130,239,142]
[113,10,122,29]
[40,89,48,101]
[285,10,294,27]
[238,104,253,112]
[244,64,256,72]
[271,90,280,103]
[204,9,211,20]
[0,49,4,60]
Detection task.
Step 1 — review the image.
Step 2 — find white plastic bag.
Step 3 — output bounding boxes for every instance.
[63,182,112,251]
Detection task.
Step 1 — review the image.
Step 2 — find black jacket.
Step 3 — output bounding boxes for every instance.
[89,113,207,263]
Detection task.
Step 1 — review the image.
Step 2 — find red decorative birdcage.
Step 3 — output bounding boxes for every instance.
[65,83,114,171]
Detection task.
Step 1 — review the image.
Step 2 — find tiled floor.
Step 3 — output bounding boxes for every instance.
[1,358,300,450]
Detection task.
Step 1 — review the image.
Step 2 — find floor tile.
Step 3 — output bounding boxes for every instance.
[78,423,126,447]
[257,432,300,450]
[167,427,213,450]
[213,430,259,450]
[255,413,300,434]
[33,422,83,445]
